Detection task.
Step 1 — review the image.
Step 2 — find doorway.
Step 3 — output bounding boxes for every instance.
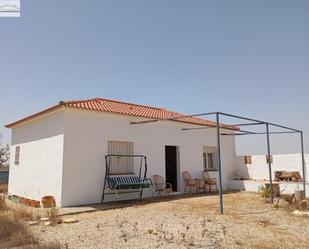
[165,146,178,191]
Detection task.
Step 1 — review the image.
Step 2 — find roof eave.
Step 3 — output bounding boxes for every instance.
[5,104,65,129]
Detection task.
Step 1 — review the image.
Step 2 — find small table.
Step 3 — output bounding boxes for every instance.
[195,178,206,193]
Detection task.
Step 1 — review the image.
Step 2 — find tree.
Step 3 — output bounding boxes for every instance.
[0,134,9,167]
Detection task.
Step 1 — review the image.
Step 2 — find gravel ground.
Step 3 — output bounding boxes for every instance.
[30,192,309,249]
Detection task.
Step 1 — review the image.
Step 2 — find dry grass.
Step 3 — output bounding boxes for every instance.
[0,216,63,248]
[0,195,6,210]
[47,207,59,226]
[0,197,63,248]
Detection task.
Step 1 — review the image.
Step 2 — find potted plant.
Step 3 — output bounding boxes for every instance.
[41,196,55,208]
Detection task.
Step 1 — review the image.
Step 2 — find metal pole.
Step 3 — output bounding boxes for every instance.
[266,124,274,203]
[101,156,109,203]
[300,131,306,198]
[216,113,224,214]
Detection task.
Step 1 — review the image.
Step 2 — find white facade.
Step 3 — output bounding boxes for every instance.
[8,110,65,206]
[8,108,236,207]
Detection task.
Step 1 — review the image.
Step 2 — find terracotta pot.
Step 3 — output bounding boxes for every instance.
[24,199,31,206]
[19,197,24,204]
[33,200,40,208]
[41,196,55,208]
[29,200,35,207]
[21,198,28,205]
[29,200,40,208]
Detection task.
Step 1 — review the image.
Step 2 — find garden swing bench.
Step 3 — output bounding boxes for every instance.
[101,154,152,202]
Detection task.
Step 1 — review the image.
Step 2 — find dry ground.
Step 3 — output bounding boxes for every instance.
[0,185,61,249]
[26,192,309,249]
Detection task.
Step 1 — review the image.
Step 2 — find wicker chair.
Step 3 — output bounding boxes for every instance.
[202,171,217,192]
[152,175,173,196]
[182,171,198,194]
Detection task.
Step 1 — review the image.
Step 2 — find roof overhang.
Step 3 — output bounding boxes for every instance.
[5,103,65,129]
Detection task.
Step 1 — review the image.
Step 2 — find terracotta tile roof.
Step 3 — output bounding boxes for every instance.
[5,98,236,130]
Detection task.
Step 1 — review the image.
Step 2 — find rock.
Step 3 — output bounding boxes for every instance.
[295,190,305,202]
[40,217,49,221]
[28,221,39,226]
[299,200,307,211]
[293,210,309,217]
[63,218,78,224]
[44,221,52,226]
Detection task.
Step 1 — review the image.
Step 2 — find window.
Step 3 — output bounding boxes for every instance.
[203,146,217,171]
[15,146,20,165]
[107,141,134,174]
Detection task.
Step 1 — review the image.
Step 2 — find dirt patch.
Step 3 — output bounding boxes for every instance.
[0,196,63,248]
[27,192,309,249]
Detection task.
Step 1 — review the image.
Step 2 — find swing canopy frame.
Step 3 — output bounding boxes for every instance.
[101,154,151,202]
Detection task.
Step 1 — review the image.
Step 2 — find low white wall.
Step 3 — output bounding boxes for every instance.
[8,111,64,206]
[233,154,309,181]
[227,180,309,195]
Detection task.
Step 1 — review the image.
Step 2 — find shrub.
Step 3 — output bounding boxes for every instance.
[47,207,59,226]
[0,214,62,248]
[0,195,6,210]
[281,194,294,204]
[0,214,33,246]
[258,185,271,199]
[12,207,33,220]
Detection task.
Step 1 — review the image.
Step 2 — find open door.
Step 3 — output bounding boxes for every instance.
[165,146,178,191]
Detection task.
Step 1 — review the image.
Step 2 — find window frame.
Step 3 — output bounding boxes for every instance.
[15,146,20,165]
[107,140,134,175]
[203,146,218,172]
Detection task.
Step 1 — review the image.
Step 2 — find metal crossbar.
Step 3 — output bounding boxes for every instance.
[129,111,305,215]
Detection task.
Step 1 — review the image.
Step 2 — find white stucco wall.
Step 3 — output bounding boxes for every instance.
[61,109,236,206]
[8,111,65,206]
[233,154,309,181]
[8,107,237,207]
[227,180,309,194]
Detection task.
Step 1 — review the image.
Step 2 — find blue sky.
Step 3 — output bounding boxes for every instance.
[0,0,308,154]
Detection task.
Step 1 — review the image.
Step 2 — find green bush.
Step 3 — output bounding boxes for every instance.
[258,185,271,199]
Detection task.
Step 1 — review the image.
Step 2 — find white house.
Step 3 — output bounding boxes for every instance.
[5,98,237,207]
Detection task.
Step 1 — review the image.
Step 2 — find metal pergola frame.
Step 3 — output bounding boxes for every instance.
[130,111,306,214]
